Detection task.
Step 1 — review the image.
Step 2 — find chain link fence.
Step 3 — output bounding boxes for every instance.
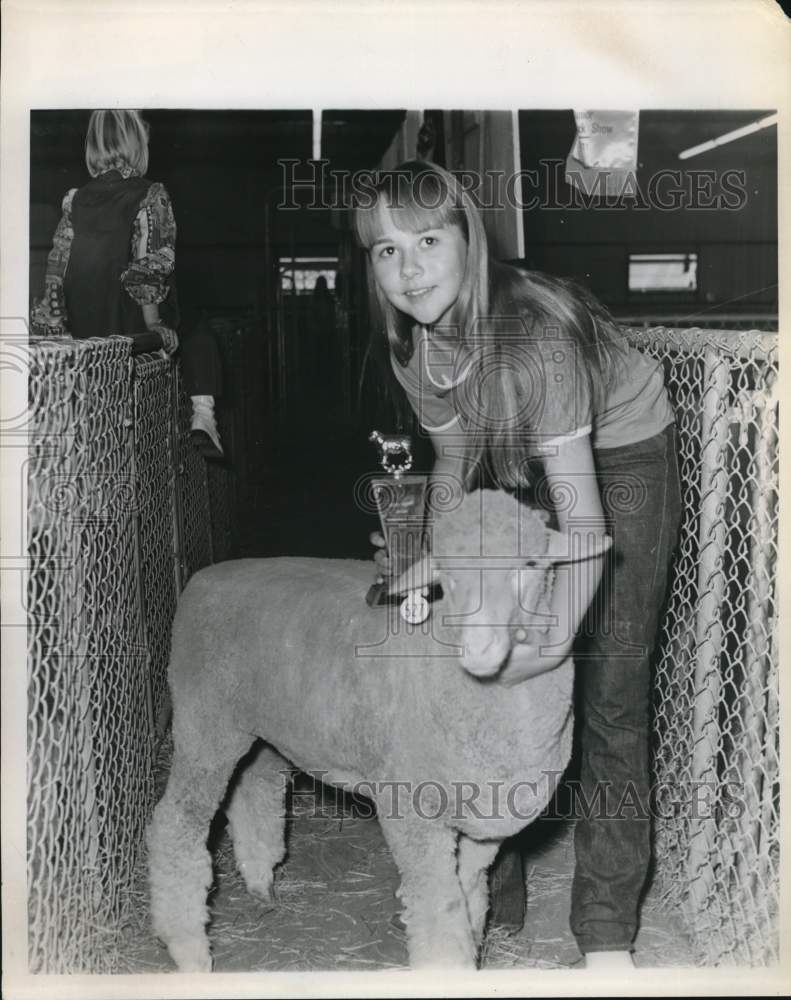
[132,353,179,740]
[624,327,779,966]
[25,327,778,971]
[27,336,232,972]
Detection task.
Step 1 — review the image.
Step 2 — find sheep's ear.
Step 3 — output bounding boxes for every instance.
[388,554,437,595]
[543,529,613,564]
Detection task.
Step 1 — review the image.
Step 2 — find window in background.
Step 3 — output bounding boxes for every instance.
[628,252,698,294]
[279,257,338,294]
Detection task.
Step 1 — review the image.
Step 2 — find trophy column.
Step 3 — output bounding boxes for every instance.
[365,431,430,623]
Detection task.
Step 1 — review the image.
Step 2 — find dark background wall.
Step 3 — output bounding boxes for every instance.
[28,108,779,560]
[31,109,777,325]
[29,109,407,323]
[517,110,777,319]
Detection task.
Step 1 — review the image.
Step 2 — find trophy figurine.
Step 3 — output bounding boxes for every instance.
[365,430,431,623]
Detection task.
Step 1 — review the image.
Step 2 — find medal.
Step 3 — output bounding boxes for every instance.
[399,590,430,625]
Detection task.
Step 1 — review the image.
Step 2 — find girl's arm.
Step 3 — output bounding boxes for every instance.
[31,190,77,337]
[543,434,607,644]
[142,303,161,328]
[499,434,607,684]
[123,184,178,353]
[122,182,177,306]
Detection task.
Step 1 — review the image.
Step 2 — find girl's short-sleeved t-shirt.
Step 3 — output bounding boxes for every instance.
[391,326,674,452]
[390,330,470,434]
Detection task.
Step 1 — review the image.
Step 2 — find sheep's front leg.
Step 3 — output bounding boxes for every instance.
[147,731,252,972]
[226,744,290,902]
[379,816,475,968]
[457,836,500,955]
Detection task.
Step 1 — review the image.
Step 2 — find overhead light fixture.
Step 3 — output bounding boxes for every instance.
[678,113,777,160]
[313,108,322,161]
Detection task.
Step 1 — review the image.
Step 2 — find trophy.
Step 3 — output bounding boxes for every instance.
[365,431,431,623]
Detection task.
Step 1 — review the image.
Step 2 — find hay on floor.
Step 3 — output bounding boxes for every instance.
[118,735,697,973]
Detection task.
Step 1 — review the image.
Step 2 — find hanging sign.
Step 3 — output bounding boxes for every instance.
[565,110,640,200]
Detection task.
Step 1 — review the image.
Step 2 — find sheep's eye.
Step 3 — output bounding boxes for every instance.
[523,559,537,568]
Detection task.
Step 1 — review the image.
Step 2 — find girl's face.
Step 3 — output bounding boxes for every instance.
[368,207,468,328]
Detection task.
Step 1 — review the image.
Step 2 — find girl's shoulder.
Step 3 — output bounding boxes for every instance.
[491,259,574,304]
[490,260,553,309]
[61,188,78,213]
[139,180,172,209]
[491,262,619,336]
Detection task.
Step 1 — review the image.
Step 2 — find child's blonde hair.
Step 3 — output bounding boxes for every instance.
[85,110,149,178]
[354,160,489,365]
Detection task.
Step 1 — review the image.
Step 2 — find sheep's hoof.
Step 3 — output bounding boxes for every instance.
[238,867,276,904]
[248,884,276,906]
[167,937,213,973]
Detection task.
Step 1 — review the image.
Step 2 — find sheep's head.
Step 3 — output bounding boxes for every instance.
[389,489,611,679]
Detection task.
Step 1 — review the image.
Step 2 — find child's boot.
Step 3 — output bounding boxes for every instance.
[190,394,224,459]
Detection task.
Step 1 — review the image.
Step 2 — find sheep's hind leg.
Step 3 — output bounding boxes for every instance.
[457,836,500,957]
[147,730,253,972]
[379,816,476,968]
[226,743,290,902]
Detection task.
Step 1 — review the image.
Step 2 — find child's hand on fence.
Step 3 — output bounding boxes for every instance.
[128,330,166,355]
[149,323,179,356]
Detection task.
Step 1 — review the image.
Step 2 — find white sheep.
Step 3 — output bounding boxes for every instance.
[147,489,609,970]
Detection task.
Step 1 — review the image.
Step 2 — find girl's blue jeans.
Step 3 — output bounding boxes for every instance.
[570,423,682,953]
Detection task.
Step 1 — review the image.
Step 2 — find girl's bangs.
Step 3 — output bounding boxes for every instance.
[388,197,460,236]
[355,178,463,249]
